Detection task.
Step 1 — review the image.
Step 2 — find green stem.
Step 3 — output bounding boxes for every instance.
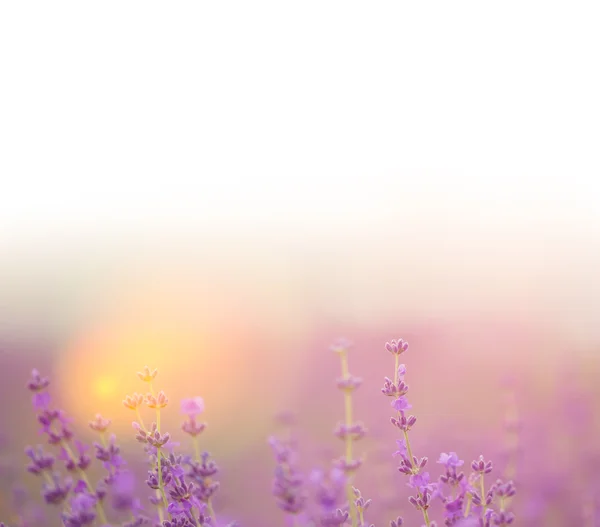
[402,430,414,469]
[340,351,357,527]
[148,383,169,521]
[464,493,473,517]
[135,408,147,432]
[480,474,485,517]
[207,500,217,524]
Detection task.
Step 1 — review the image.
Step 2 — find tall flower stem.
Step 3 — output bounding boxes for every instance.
[338,348,357,527]
[149,382,169,517]
[480,475,486,518]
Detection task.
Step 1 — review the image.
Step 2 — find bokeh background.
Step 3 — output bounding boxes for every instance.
[1,2,600,526]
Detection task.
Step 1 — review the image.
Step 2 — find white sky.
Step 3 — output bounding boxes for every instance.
[1,1,599,241]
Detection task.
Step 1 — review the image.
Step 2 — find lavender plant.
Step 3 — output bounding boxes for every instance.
[5,337,597,526]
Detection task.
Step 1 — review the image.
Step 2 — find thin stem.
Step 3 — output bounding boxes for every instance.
[156,448,169,511]
[479,474,485,517]
[464,493,473,517]
[422,508,431,527]
[340,351,357,527]
[135,408,147,432]
[207,500,217,524]
[402,430,415,469]
[148,382,169,520]
[193,435,201,462]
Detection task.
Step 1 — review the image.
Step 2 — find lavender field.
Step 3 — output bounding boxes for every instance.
[1,297,599,527]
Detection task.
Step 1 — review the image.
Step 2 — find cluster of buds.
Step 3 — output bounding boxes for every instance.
[59,441,91,472]
[25,446,55,476]
[123,390,169,412]
[89,414,111,433]
[398,455,428,476]
[146,391,169,410]
[134,422,171,449]
[137,366,158,383]
[408,491,432,513]
[390,413,417,433]
[385,339,409,355]
[186,451,221,503]
[123,393,145,411]
[352,487,374,527]
[381,375,409,398]
[334,423,367,442]
[471,455,493,475]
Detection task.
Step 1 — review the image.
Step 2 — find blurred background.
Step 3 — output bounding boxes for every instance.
[1,2,599,526]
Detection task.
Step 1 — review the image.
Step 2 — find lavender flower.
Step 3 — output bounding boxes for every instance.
[382,339,432,527]
[269,435,307,516]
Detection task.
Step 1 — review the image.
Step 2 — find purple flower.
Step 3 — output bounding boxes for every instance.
[444,495,464,519]
[61,490,97,527]
[385,339,409,355]
[392,396,412,412]
[59,440,91,472]
[25,445,55,475]
[408,472,433,493]
[471,455,493,474]
[168,479,204,517]
[438,452,465,468]
[41,473,72,505]
[32,391,51,410]
[181,397,205,418]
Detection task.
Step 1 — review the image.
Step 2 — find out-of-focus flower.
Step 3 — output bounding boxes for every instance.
[329,338,353,354]
[392,396,412,412]
[181,397,205,418]
[438,452,465,468]
[146,391,168,409]
[88,414,111,433]
[122,393,145,410]
[136,366,158,383]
